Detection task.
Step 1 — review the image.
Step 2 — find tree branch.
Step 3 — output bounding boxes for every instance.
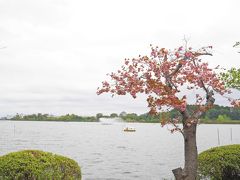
[169,63,183,77]
[165,63,183,90]
[192,52,213,57]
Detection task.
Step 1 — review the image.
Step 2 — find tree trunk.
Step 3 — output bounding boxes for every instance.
[172,123,198,180]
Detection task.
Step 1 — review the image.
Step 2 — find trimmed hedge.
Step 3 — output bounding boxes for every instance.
[198,144,240,180]
[0,150,81,180]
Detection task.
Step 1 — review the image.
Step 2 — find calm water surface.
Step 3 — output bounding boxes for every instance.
[0,119,239,180]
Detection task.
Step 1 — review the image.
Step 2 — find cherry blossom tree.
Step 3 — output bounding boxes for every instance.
[97,45,228,180]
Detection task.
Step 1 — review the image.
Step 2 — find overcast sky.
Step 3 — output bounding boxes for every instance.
[0,0,239,116]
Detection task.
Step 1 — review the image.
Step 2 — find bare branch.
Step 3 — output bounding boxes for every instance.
[192,52,213,57]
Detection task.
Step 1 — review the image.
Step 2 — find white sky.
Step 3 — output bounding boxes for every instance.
[0,0,239,116]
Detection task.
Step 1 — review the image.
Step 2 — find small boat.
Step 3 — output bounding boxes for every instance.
[123,127,136,132]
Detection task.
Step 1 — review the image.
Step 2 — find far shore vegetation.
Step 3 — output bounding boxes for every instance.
[1,105,240,124]
[1,113,98,122]
[101,105,240,124]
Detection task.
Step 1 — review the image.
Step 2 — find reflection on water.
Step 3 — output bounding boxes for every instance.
[0,120,239,179]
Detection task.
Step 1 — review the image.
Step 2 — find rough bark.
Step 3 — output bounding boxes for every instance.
[183,123,198,179]
[172,167,184,180]
[172,122,198,180]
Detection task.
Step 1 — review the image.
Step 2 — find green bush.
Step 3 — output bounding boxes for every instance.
[0,150,81,180]
[216,114,231,122]
[198,144,240,180]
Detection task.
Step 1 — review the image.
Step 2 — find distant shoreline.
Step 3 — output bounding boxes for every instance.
[199,120,240,124]
[1,119,240,124]
[0,119,99,122]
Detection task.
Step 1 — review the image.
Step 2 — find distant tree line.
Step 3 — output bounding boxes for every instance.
[7,113,97,122]
[96,113,119,120]
[4,105,240,123]
[121,113,161,123]
[120,105,240,123]
[170,105,240,121]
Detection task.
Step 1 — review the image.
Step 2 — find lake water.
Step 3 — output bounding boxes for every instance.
[0,119,239,180]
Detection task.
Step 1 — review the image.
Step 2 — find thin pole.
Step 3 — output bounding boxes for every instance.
[14,124,16,136]
[230,128,232,142]
[217,128,220,146]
